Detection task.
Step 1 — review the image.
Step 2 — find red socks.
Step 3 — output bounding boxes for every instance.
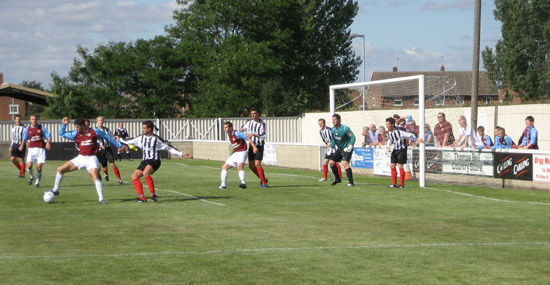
[113,167,121,179]
[257,166,267,184]
[145,176,155,195]
[20,163,25,176]
[132,179,145,199]
[391,168,397,185]
[399,168,405,186]
[322,165,328,179]
[13,161,25,176]
[336,163,342,178]
[12,160,21,171]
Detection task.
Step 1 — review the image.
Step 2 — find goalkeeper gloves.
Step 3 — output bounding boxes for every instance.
[344,145,354,152]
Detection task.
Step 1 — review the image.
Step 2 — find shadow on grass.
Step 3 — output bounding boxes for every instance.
[111,195,234,203]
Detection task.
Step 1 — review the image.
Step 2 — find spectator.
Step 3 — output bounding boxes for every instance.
[434,112,455,147]
[492,127,517,149]
[453,115,476,149]
[518,116,538,149]
[377,126,387,146]
[361,127,371,148]
[493,126,501,143]
[367,124,379,146]
[424,124,434,146]
[476,126,493,149]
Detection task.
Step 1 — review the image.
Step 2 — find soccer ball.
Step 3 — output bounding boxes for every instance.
[43,191,55,203]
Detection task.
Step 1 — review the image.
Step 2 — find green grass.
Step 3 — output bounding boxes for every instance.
[1,159,550,284]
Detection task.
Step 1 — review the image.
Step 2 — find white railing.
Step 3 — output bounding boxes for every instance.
[0,117,302,143]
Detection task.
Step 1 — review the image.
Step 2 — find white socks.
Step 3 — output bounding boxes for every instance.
[239,170,246,184]
[94,180,104,201]
[53,172,64,192]
[27,168,34,179]
[221,170,228,187]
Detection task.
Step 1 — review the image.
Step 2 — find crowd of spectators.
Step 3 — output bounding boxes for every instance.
[359,114,539,150]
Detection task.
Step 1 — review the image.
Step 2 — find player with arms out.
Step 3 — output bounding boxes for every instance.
[96,116,123,184]
[49,117,122,204]
[9,114,26,178]
[118,120,191,203]
[328,114,356,187]
[240,107,268,188]
[385,117,423,189]
[218,122,257,189]
[318,118,342,181]
[20,114,51,187]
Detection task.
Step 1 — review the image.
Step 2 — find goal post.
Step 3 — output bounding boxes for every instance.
[329,75,426,187]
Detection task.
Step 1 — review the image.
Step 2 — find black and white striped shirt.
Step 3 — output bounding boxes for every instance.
[319,126,332,144]
[242,119,266,146]
[11,125,25,146]
[98,127,112,147]
[121,134,182,161]
[386,129,416,150]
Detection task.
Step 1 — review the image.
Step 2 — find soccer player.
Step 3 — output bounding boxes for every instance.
[9,114,26,178]
[240,107,268,188]
[318,118,342,181]
[385,117,423,188]
[96,116,123,184]
[328,114,356,187]
[19,114,51,187]
[119,120,191,203]
[218,122,256,189]
[115,122,132,160]
[49,117,122,204]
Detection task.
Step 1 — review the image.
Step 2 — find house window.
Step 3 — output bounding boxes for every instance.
[483,96,491,104]
[436,97,445,106]
[456,97,464,105]
[372,98,376,107]
[9,104,19,115]
[414,98,419,106]
[394,98,403,107]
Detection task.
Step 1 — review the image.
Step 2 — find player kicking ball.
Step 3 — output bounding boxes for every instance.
[385,117,423,188]
[218,122,258,189]
[118,120,191,203]
[50,117,122,204]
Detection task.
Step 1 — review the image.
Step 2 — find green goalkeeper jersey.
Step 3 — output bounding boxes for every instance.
[330,124,356,149]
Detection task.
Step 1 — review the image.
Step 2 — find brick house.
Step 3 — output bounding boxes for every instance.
[0,73,53,120]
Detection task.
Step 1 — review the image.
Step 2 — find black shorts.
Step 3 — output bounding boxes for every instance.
[137,159,161,173]
[324,153,334,160]
[330,149,353,163]
[11,144,26,158]
[97,147,115,167]
[248,144,264,162]
[391,148,408,164]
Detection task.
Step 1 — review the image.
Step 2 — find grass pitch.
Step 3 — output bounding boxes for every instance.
[1,159,550,284]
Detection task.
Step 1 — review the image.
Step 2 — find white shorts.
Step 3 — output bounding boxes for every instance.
[71,155,99,172]
[225,151,247,167]
[26,147,46,164]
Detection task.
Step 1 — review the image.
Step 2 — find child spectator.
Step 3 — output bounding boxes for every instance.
[492,127,517,149]
[518,116,538,149]
[476,126,493,149]
[424,124,434,146]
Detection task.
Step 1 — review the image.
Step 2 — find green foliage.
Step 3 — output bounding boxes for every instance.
[170,0,360,117]
[482,0,550,100]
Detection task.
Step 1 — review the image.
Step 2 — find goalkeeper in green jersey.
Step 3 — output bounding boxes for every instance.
[328,113,356,186]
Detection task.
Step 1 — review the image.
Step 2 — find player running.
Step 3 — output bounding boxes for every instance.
[328,114,356,187]
[218,122,258,189]
[96,116,123,184]
[118,120,191,203]
[385,117,423,189]
[49,117,122,204]
[20,115,51,187]
[9,114,26,178]
[318,118,342,181]
[240,107,268,188]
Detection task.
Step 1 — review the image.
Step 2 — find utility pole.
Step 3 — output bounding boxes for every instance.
[471,0,481,129]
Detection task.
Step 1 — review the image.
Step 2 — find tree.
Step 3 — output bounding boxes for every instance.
[169,0,360,117]
[482,0,550,101]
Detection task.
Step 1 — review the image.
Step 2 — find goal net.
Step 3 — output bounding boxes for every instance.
[329,75,470,188]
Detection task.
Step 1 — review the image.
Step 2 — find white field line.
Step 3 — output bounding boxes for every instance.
[121,181,226,207]
[424,187,550,206]
[1,241,548,260]
[175,163,189,167]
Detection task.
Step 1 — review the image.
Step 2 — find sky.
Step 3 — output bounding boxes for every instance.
[0,0,502,89]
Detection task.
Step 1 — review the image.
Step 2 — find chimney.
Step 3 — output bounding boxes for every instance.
[440,65,445,72]
[0,73,3,84]
[392,67,398,72]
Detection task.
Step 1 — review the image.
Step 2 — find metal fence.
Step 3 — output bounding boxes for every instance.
[0,117,302,143]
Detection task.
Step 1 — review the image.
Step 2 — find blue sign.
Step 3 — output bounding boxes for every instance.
[351,147,374,169]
